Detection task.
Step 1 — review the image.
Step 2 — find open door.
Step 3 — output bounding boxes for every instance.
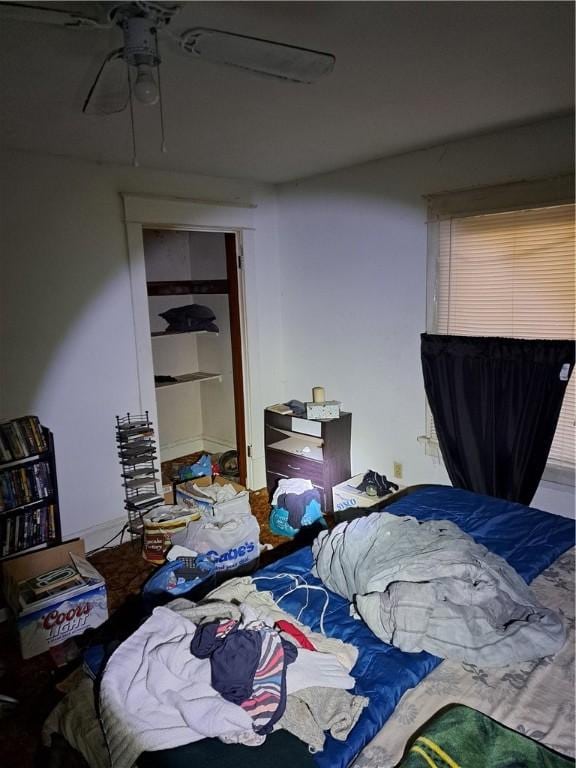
[123,193,258,489]
[225,233,247,485]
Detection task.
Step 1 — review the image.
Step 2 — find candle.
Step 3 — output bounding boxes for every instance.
[312,386,325,403]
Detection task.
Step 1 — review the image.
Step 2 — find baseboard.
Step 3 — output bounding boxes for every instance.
[65,514,130,554]
[202,435,236,454]
[160,435,236,462]
[159,436,204,462]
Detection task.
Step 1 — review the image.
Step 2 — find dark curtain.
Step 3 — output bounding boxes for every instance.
[421,334,575,505]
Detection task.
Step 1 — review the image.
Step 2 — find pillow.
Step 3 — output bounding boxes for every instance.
[159,304,215,323]
[159,305,218,333]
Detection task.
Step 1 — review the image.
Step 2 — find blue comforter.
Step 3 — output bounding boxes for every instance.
[253,486,575,768]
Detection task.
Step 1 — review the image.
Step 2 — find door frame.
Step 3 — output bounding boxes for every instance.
[122,194,256,487]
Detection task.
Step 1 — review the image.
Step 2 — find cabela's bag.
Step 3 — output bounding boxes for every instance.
[172,509,260,571]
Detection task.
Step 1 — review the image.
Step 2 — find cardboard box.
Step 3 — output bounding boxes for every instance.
[332,473,404,522]
[175,475,250,518]
[1,539,108,659]
[306,401,341,420]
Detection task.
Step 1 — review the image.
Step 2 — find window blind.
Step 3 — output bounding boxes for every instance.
[430,202,575,468]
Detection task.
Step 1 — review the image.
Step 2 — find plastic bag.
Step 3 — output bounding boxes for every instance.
[269,504,326,538]
[172,509,260,571]
[269,506,299,538]
[142,556,215,596]
[178,454,212,481]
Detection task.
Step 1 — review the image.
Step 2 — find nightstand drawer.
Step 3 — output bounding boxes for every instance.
[265,448,324,485]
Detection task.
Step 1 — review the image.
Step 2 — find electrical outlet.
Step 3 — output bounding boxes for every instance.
[393,461,403,480]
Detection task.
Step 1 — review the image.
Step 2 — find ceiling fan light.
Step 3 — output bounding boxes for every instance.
[180,28,335,84]
[133,64,159,105]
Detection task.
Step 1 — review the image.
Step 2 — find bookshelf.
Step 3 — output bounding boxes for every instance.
[0,417,62,560]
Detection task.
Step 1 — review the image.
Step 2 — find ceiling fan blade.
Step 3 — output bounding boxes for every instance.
[178,28,335,84]
[83,50,129,115]
[0,2,110,27]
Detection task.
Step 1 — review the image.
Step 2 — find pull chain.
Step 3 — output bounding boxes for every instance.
[154,30,167,153]
[127,63,139,167]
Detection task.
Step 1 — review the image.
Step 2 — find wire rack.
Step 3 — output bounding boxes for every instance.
[116,412,163,539]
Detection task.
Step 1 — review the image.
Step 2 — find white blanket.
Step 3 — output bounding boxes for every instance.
[99,607,254,768]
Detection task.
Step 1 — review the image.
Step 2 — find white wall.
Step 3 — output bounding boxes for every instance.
[0,149,282,547]
[276,116,575,518]
[144,229,203,457]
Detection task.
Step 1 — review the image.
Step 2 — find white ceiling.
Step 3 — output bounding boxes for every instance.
[0,1,573,183]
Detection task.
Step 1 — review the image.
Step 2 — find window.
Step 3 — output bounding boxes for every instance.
[426,176,575,476]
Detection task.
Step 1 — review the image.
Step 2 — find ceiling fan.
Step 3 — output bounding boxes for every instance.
[1,1,336,115]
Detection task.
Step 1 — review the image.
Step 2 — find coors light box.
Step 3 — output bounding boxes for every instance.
[1,538,108,659]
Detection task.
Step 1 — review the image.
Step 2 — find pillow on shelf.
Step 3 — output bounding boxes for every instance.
[159,304,219,333]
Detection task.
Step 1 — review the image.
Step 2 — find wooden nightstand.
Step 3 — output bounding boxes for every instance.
[264,409,351,513]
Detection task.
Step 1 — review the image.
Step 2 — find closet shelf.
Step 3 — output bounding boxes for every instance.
[151,329,219,338]
[147,280,229,296]
[155,372,222,389]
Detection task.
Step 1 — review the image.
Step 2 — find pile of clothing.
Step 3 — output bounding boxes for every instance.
[269,479,325,538]
[190,482,240,503]
[313,512,566,665]
[356,470,398,496]
[99,579,368,768]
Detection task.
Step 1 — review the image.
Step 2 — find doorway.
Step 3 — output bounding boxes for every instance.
[142,228,247,485]
[123,194,260,489]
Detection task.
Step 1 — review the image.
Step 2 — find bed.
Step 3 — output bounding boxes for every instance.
[43,485,575,768]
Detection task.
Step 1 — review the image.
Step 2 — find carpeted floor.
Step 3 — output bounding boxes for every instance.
[0,488,287,768]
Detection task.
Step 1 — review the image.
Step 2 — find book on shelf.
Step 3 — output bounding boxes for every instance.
[116,427,154,441]
[118,440,155,454]
[0,430,12,462]
[126,493,164,510]
[122,468,158,480]
[123,477,158,490]
[0,460,51,512]
[266,403,294,416]
[116,419,150,430]
[119,454,157,466]
[0,416,48,462]
[1,504,56,558]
